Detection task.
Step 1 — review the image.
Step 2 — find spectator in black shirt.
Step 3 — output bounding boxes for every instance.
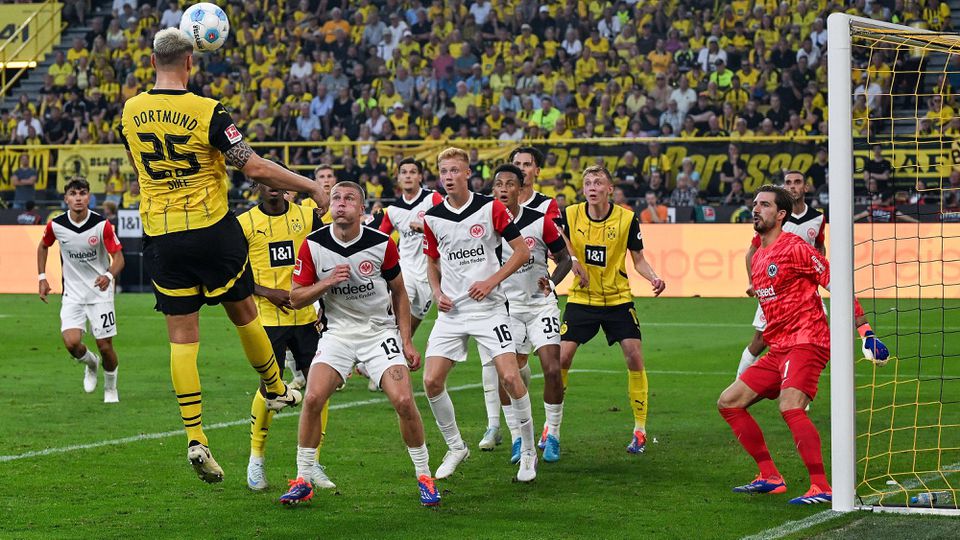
[770,38,797,71]
[337,155,361,183]
[716,143,747,196]
[361,148,391,193]
[531,5,554,39]
[637,23,658,55]
[805,146,830,192]
[43,107,73,145]
[863,144,893,194]
[438,102,465,134]
[741,100,765,130]
[765,94,789,131]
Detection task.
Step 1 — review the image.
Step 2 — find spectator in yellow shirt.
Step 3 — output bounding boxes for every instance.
[320,8,350,44]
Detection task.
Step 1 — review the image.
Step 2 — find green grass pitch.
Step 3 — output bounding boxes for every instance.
[0,294,955,538]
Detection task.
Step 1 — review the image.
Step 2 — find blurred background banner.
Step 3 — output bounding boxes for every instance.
[5,223,958,298]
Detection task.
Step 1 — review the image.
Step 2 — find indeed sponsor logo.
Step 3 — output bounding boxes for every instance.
[330,281,375,295]
[68,250,98,260]
[755,286,776,301]
[447,245,485,261]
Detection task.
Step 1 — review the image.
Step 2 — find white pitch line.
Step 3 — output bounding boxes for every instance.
[0,369,630,464]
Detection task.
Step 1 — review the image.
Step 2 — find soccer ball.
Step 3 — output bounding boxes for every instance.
[180,2,229,52]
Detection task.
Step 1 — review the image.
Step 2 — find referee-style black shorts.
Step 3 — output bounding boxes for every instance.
[265,323,319,373]
[144,212,255,316]
[560,302,642,346]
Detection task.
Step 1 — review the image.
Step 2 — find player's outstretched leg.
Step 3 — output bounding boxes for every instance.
[169,340,223,483]
[424,357,469,479]
[62,329,100,394]
[380,365,440,506]
[95,337,119,403]
[622,339,649,454]
[479,363,502,450]
[225,301,302,411]
[280,364,341,505]
[247,389,274,491]
[494,353,537,482]
[780,388,831,504]
[718,380,785,494]
[538,344,564,462]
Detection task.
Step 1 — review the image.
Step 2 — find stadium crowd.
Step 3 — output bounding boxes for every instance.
[1,0,954,212]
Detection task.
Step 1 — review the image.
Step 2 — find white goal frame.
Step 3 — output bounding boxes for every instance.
[827,13,960,514]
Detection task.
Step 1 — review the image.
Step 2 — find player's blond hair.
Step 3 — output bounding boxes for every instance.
[437,147,469,166]
[582,165,613,184]
[153,28,194,67]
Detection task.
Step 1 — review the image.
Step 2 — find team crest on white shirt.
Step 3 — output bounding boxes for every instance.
[470,224,485,238]
[88,235,99,246]
[358,260,375,276]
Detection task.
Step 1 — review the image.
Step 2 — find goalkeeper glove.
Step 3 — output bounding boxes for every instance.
[861,330,890,366]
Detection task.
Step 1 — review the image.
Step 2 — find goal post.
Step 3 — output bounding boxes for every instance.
[828,13,960,515]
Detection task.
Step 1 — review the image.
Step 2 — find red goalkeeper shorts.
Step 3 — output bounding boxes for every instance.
[740,344,830,401]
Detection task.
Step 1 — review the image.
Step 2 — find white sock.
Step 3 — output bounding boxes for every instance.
[544,401,563,438]
[76,349,97,367]
[407,444,431,477]
[519,363,532,388]
[427,390,465,450]
[511,392,535,453]
[737,346,760,378]
[502,403,521,443]
[481,364,501,429]
[103,367,117,391]
[296,446,317,480]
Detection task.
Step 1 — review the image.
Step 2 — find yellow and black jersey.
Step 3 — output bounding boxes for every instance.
[239,201,320,326]
[562,202,644,307]
[299,197,332,224]
[120,89,244,236]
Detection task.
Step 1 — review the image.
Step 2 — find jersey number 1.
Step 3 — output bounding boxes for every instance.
[137,133,201,180]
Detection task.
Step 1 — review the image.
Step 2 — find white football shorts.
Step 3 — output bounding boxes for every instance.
[426,306,515,365]
[479,303,562,361]
[404,275,433,320]
[60,301,117,339]
[311,329,407,389]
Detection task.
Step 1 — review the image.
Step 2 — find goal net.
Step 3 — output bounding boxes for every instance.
[829,13,960,514]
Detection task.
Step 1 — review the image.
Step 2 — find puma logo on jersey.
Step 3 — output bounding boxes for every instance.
[256,229,267,236]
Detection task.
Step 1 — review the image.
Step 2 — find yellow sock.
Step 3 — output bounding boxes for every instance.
[314,399,330,460]
[628,369,649,432]
[236,318,285,395]
[171,342,206,446]
[250,390,275,458]
[561,368,569,394]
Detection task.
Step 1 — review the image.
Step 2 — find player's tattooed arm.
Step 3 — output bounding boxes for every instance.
[224,141,254,169]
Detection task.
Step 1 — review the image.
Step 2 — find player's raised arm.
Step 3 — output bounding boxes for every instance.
[467,200,530,301]
[224,143,328,214]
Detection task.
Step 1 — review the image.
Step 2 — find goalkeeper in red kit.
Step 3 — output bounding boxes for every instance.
[717,184,875,505]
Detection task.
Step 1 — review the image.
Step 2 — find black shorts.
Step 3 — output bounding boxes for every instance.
[265,323,319,373]
[560,302,642,346]
[144,212,254,316]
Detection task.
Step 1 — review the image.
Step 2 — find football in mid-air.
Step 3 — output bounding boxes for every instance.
[180,2,229,52]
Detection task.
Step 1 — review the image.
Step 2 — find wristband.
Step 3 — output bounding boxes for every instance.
[103,273,114,282]
[38,273,47,281]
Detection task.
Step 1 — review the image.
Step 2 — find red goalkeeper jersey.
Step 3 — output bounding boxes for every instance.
[752,232,830,351]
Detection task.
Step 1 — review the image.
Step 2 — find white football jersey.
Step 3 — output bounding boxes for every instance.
[784,205,825,247]
[500,206,565,311]
[379,188,443,282]
[521,190,561,225]
[423,193,521,314]
[42,211,122,304]
[293,226,401,336]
